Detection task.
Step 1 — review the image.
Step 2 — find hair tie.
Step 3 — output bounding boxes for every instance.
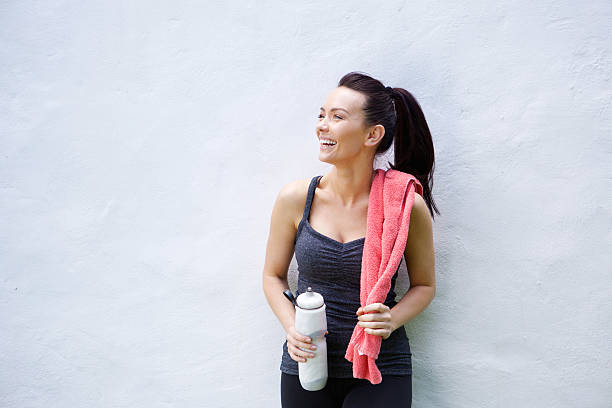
[386,86,396,111]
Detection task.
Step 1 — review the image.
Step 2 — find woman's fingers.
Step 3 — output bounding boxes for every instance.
[358,320,391,329]
[289,349,305,363]
[358,312,388,321]
[358,312,391,325]
[362,328,390,338]
[287,331,317,362]
[294,341,316,356]
[292,331,311,344]
[357,321,392,339]
[290,333,317,352]
[287,339,307,363]
[359,302,390,314]
[356,303,392,340]
[289,343,315,361]
[288,343,315,362]
[357,303,391,322]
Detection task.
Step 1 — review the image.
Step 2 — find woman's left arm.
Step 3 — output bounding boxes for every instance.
[357,193,436,338]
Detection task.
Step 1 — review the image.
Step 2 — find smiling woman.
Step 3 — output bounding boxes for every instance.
[262,71,438,407]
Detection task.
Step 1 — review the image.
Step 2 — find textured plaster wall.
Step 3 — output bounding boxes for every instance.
[1,1,611,407]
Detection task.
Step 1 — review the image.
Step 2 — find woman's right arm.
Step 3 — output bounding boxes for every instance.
[262,180,317,363]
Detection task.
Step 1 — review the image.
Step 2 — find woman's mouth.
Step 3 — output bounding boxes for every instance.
[319,138,337,151]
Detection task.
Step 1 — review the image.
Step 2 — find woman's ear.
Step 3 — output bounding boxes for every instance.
[365,124,386,147]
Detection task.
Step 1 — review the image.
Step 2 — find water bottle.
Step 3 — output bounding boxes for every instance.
[283,287,328,391]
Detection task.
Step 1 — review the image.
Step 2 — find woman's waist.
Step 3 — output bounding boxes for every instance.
[298,280,398,306]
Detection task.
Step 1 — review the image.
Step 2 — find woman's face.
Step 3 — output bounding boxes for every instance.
[316,86,372,165]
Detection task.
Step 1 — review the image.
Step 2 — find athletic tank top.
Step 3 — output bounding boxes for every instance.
[279,175,412,377]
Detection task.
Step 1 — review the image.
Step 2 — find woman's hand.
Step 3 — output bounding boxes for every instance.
[286,325,317,363]
[357,303,395,340]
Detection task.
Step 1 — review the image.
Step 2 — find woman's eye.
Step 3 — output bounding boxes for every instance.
[317,114,343,119]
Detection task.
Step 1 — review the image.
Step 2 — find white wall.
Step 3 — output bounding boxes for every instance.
[1,1,610,407]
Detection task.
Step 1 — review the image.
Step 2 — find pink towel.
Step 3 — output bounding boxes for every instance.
[344,168,423,384]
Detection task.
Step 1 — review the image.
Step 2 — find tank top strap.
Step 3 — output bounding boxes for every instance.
[302,175,323,222]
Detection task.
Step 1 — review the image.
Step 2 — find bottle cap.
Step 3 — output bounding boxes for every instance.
[296,287,324,310]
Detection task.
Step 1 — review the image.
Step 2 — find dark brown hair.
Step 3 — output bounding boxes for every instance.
[338,71,440,220]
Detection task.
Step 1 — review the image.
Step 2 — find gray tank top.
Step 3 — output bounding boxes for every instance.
[280,175,412,377]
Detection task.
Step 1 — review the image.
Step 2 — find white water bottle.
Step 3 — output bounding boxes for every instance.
[293,287,328,391]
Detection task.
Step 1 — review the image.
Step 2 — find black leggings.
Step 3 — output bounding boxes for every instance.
[280,372,412,407]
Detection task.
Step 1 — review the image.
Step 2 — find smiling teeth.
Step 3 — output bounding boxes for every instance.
[320,139,337,146]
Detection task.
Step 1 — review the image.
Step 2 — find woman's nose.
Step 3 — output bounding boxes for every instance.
[316,118,328,131]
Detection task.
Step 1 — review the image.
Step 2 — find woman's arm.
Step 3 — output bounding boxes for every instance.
[262,180,305,332]
[389,193,436,331]
[356,192,436,338]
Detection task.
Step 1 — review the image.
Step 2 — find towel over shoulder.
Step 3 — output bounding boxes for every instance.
[344,168,423,384]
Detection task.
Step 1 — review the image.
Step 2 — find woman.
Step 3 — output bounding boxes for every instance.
[262,71,438,407]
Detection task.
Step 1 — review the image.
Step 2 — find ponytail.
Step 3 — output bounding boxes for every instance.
[389,88,440,219]
[338,71,440,219]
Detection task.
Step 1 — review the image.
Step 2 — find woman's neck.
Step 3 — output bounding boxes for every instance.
[320,167,376,207]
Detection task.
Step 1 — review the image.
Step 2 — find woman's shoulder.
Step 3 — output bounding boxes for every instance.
[411,193,428,217]
[277,178,312,204]
[274,178,313,223]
